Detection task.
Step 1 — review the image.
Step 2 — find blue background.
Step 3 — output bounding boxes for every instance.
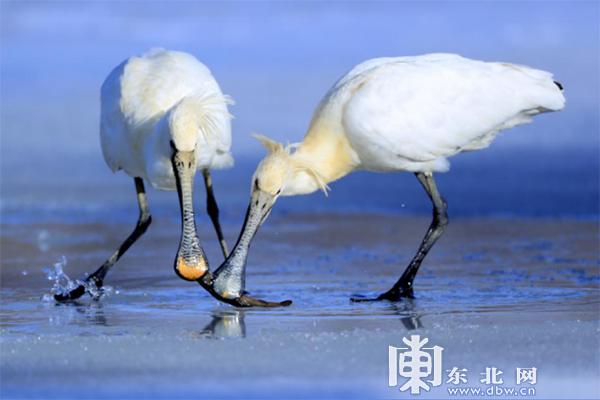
[1,1,598,219]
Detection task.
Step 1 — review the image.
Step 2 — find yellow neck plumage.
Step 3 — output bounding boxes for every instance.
[283,123,359,197]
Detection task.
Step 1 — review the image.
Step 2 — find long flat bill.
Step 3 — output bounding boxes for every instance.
[235,294,292,308]
[197,275,292,308]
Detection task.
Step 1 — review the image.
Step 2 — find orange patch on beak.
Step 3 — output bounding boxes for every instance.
[176,257,208,281]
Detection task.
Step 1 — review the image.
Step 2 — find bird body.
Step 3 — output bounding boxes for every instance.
[210,53,565,307]
[283,54,565,196]
[100,48,233,190]
[55,49,234,302]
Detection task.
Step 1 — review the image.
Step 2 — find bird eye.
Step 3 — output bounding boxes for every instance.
[254,179,259,190]
[169,140,176,150]
[276,189,281,195]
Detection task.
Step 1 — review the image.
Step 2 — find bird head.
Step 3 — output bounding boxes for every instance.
[169,139,209,281]
[211,133,330,301]
[166,93,233,282]
[252,133,294,192]
[244,134,294,239]
[166,102,210,281]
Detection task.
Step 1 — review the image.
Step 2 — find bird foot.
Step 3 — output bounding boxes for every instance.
[54,276,103,302]
[350,285,415,303]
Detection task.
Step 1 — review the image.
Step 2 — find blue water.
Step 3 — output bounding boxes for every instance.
[2,147,598,227]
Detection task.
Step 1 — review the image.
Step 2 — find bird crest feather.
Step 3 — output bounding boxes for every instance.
[252,133,329,196]
[169,92,234,146]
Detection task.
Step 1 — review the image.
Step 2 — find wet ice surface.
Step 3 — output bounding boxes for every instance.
[1,213,598,399]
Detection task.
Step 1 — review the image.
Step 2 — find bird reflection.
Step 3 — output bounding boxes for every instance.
[400,315,423,330]
[75,302,109,326]
[48,300,109,327]
[352,294,424,330]
[197,310,246,339]
[391,300,424,331]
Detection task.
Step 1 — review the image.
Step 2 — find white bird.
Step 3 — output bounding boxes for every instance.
[55,48,234,301]
[205,53,565,307]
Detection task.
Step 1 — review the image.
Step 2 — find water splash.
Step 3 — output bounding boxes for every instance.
[42,256,115,301]
[43,256,78,299]
[83,279,116,300]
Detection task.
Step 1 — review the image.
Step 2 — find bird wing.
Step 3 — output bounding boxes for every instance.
[340,55,564,166]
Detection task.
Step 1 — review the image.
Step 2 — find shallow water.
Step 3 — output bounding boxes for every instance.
[1,211,598,399]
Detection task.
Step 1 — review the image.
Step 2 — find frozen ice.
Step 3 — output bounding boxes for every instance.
[2,215,598,399]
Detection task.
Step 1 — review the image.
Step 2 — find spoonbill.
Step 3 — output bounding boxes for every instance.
[55,48,233,301]
[204,53,565,307]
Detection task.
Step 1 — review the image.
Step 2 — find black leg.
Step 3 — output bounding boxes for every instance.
[352,171,448,302]
[203,169,229,259]
[54,177,152,301]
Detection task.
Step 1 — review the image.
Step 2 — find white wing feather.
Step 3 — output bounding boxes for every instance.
[316,54,565,173]
[100,49,233,186]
